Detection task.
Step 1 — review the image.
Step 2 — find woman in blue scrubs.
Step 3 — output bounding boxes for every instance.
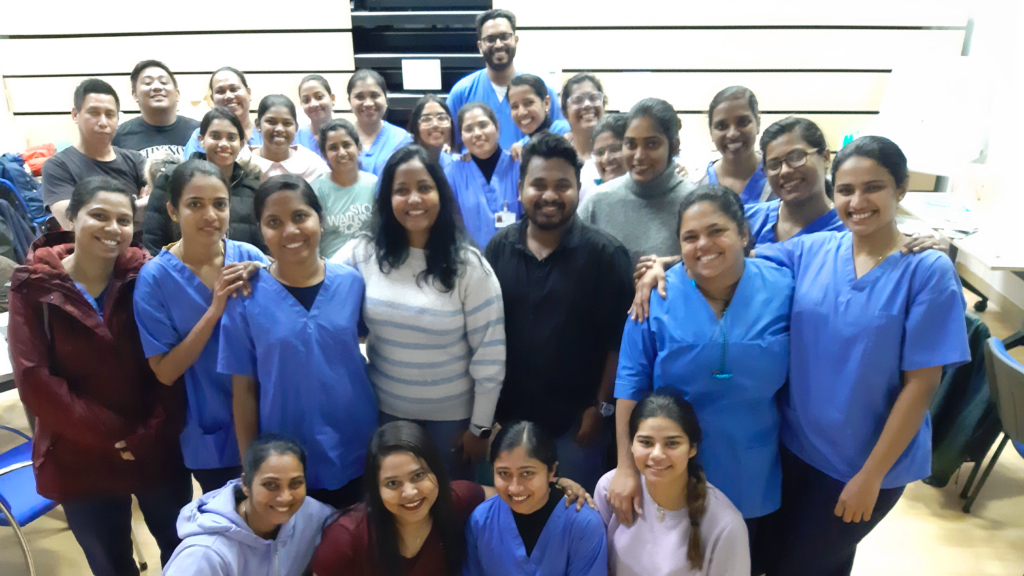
[608,184,791,574]
[348,70,413,177]
[297,74,337,157]
[444,102,521,249]
[464,421,608,576]
[508,74,571,159]
[218,174,378,509]
[758,136,971,575]
[694,86,772,205]
[407,94,458,172]
[135,159,268,493]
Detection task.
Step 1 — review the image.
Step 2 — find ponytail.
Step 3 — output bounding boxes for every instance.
[685,461,709,569]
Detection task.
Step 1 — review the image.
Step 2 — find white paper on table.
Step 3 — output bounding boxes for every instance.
[401,59,442,91]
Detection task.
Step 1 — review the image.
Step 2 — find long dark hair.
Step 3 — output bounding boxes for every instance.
[372,145,468,292]
[363,421,463,576]
[629,393,708,570]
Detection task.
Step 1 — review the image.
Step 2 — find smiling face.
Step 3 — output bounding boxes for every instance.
[493,446,556,515]
[417,101,452,149]
[592,131,625,183]
[349,78,387,126]
[134,66,179,113]
[678,201,748,281]
[764,131,829,204]
[169,175,230,245]
[73,93,119,146]
[210,71,252,121]
[520,155,578,231]
[624,116,672,183]
[378,452,440,526]
[566,80,603,131]
[509,84,550,136]
[833,156,906,237]
[632,416,696,486]
[259,189,322,264]
[478,17,517,72]
[201,118,242,168]
[461,108,499,160]
[710,97,759,161]
[258,106,298,153]
[391,158,441,238]
[299,81,335,127]
[71,191,134,261]
[323,128,360,174]
[242,453,307,529]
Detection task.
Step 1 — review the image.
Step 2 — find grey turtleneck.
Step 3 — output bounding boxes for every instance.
[576,164,696,264]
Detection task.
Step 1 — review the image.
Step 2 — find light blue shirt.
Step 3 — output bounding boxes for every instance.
[296,126,323,158]
[744,199,846,248]
[216,261,379,490]
[134,240,268,470]
[756,231,971,487]
[464,494,608,576]
[443,150,521,249]
[447,69,565,151]
[706,160,771,205]
[181,127,270,160]
[515,119,572,148]
[616,259,792,518]
[358,120,413,177]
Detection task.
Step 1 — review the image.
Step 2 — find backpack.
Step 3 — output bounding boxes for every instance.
[0,153,48,226]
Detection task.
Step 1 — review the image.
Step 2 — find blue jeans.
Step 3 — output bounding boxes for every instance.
[62,471,193,576]
[553,420,611,495]
[379,412,472,481]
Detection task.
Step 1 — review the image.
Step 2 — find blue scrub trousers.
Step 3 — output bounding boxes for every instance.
[62,471,193,576]
[772,446,905,576]
[554,419,611,495]
[380,412,472,481]
[191,466,243,495]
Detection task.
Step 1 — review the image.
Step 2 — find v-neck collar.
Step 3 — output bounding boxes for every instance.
[771,202,838,244]
[161,239,231,297]
[680,260,750,332]
[499,496,562,564]
[261,259,329,317]
[841,233,904,288]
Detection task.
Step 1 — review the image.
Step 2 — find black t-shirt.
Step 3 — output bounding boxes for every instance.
[41,145,147,209]
[485,217,634,437]
[112,116,200,159]
[512,488,562,556]
[284,280,325,311]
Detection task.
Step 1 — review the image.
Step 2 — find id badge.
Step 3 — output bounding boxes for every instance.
[494,201,517,228]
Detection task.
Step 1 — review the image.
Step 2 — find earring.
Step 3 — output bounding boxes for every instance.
[171,216,178,222]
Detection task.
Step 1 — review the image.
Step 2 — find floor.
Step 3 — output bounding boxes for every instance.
[0,293,1022,575]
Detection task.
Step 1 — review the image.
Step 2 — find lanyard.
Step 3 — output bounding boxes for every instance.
[713,312,733,380]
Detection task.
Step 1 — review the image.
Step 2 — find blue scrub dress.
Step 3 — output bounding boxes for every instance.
[447,69,565,151]
[216,261,379,491]
[744,199,846,248]
[616,259,792,519]
[706,160,771,205]
[134,240,269,483]
[358,121,413,177]
[444,150,521,249]
[464,495,608,576]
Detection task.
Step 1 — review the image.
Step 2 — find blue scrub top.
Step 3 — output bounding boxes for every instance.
[134,240,269,470]
[296,126,323,158]
[447,69,565,151]
[514,119,572,148]
[616,259,792,518]
[757,231,971,488]
[358,121,413,177]
[216,261,379,490]
[181,126,272,159]
[444,150,521,249]
[464,495,608,576]
[706,160,770,205]
[745,199,846,248]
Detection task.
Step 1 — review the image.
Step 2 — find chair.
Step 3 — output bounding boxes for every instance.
[960,337,1024,513]
[0,424,58,576]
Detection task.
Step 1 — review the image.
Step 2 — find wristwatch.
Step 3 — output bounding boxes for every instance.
[597,402,615,417]
[469,423,493,439]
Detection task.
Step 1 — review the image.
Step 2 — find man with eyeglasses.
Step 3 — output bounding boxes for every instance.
[446,9,565,151]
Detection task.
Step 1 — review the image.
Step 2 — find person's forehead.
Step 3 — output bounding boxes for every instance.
[482,17,513,34]
[82,93,118,109]
[526,156,575,180]
[139,66,170,79]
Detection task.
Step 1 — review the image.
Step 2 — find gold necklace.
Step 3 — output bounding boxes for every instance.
[876,233,903,263]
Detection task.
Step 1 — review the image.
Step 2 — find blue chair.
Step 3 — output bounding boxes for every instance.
[0,424,58,576]
[960,338,1024,513]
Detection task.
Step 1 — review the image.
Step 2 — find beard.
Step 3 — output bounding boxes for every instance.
[484,45,516,71]
[526,201,575,231]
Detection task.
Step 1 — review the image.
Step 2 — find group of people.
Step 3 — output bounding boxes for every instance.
[14,7,972,576]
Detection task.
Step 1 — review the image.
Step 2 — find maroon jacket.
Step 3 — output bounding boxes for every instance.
[9,232,184,502]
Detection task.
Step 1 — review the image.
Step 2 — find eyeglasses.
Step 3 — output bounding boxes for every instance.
[568,92,603,107]
[592,143,622,159]
[481,33,514,46]
[418,114,451,127]
[765,148,823,174]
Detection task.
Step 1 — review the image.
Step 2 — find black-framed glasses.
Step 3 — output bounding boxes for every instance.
[568,91,603,107]
[764,148,823,174]
[481,33,514,46]
[418,114,451,127]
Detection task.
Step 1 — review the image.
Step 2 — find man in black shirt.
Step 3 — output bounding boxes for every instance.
[41,79,146,229]
[485,132,633,492]
[112,60,199,159]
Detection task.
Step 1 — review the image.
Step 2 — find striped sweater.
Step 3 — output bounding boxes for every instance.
[334,237,506,425]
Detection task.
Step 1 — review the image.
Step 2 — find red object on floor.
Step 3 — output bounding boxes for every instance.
[22,144,56,177]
